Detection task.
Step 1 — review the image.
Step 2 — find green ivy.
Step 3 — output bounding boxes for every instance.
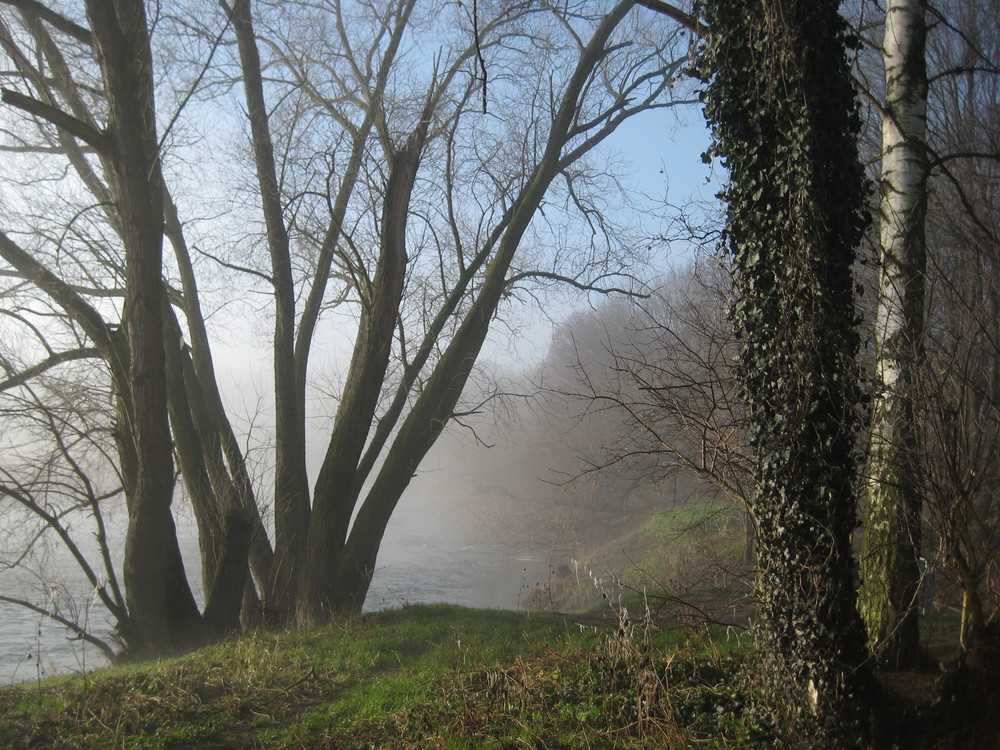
[695,1,875,745]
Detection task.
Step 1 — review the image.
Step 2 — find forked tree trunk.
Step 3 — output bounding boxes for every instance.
[859,0,929,670]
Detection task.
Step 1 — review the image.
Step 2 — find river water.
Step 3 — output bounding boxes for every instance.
[0,490,549,685]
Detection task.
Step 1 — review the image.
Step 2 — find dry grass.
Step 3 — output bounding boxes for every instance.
[2,603,987,749]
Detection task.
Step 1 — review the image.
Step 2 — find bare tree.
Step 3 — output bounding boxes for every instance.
[0,0,692,657]
[541,256,753,567]
[0,312,123,663]
[215,0,694,621]
[0,0,216,655]
[848,0,1000,670]
[917,0,1000,659]
[602,260,750,516]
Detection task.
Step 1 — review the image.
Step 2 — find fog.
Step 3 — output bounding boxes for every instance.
[0,15,720,678]
[0,229,748,683]
[0,382,649,683]
[1,271,730,684]
[0,470,553,684]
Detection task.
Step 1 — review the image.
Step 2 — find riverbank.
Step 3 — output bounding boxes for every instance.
[2,603,992,749]
[1,603,758,749]
[0,489,548,684]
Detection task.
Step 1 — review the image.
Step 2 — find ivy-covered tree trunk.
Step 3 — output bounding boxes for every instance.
[858,0,928,670]
[699,0,875,743]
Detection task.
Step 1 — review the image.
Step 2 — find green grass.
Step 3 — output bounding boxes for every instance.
[2,603,980,749]
[0,603,766,749]
[639,502,738,543]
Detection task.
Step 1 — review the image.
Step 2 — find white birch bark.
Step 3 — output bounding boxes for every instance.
[859,0,929,668]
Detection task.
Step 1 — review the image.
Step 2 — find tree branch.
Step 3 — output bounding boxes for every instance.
[928,65,1000,85]
[635,0,708,37]
[506,270,649,298]
[0,0,92,45]
[0,595,117,662]
[192,244,274,286]
[0,230,116,354]
[1,88,110,153]
[930,150,1000,168]
[0,347,101,393]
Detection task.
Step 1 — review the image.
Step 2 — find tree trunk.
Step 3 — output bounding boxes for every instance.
[699,0,876,743]
[297,117,427,622]
[859,0,929,670]
[203,509,253,637]
[163,303,225,595]
[228,0,311,617]
[742,510,755,566]
[85,0,206,655]
[164,190,277,601]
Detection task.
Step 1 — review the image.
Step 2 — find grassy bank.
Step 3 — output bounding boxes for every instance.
[3,602,989,749]
[1,603,760,749]
[529,500,753,618]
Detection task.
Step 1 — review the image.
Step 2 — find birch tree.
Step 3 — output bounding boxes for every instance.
[858,0,930,670]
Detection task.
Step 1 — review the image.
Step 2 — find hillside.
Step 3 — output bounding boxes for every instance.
[524,500,754,622]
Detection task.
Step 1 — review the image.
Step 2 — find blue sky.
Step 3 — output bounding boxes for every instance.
[611,102,715,210]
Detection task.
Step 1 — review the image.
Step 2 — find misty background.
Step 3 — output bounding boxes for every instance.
[1,93,726,682]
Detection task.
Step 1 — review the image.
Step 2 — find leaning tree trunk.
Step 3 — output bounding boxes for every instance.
[698,0,876,744]
[858,0,929,670]
[296,117,421,622]
[85,0,206,655]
